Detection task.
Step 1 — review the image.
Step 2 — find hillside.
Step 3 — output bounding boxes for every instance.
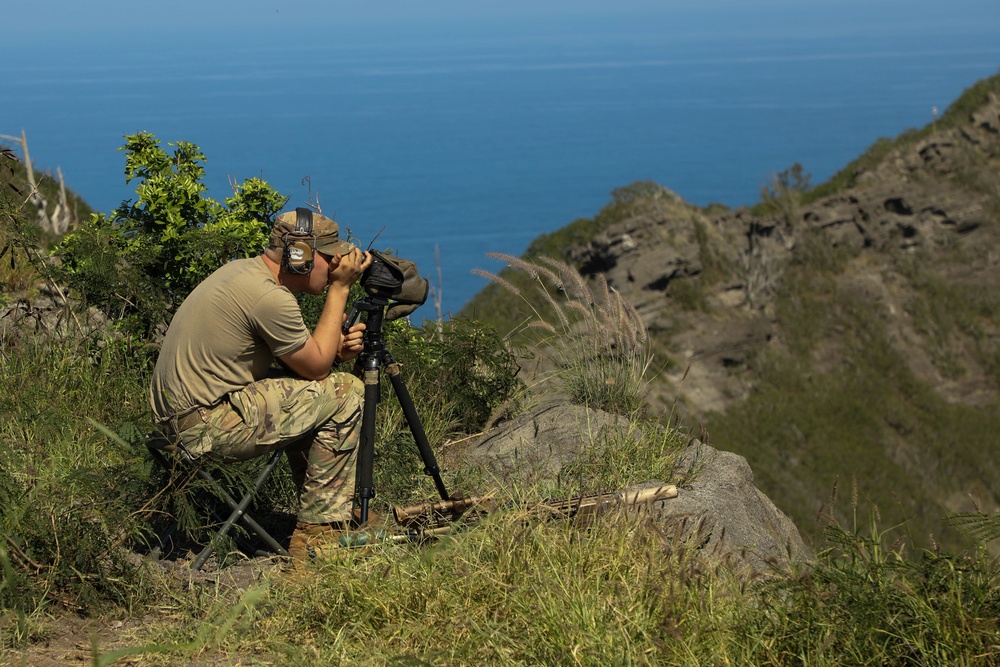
[464,70,1000,552]
[0,133,92,239]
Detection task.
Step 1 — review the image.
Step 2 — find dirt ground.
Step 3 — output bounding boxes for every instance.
[5,613,154,667]
[3,551,281,667]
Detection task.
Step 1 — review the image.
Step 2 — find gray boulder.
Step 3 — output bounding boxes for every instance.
[449,401,812,577]
[658,439,813,577]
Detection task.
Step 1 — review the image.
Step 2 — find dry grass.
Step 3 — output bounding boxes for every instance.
[477,253,653,415]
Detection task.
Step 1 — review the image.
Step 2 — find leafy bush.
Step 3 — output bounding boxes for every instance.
[55,133,287,336]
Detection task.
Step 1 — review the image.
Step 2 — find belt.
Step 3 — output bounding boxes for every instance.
[157,404,215,436]
[175,409,207,432]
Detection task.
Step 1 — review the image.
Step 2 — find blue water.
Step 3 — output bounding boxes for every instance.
[4,8,1000,315]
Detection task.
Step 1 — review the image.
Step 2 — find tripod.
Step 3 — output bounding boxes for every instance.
[349,296,451,525]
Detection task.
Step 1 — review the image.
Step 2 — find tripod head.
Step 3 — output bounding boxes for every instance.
[345,296,389,337]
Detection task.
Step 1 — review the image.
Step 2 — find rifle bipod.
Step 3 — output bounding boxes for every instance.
[348,296,451,526]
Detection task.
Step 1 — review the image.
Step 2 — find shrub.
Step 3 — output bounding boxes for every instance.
[754,162,812,225]
[54,133,287,336]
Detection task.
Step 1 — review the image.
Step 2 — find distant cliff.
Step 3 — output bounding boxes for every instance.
[464,71,1000,551]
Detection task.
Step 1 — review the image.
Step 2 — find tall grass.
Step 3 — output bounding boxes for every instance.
[0,331,159,648]
[731,492,1000,666]
[104,502,1000,666]
[121,509,742,665]
[474,253,653,416]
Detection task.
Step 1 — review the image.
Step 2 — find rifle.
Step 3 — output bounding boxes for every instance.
[387,484,678,541]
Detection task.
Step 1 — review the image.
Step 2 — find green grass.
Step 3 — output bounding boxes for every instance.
[702,241,1000,554]
[4,287,1000,665]
[78,506,1000,666]
[735,514,1000,666]
[0,333,157,639]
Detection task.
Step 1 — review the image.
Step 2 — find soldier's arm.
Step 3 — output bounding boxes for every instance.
[280,249,370,380]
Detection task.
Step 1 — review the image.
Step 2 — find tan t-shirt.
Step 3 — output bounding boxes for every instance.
[149,256,310,420]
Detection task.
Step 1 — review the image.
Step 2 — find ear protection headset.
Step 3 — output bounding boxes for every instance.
[281,207,316,275]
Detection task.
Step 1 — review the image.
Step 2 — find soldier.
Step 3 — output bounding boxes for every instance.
[149,208,373,560]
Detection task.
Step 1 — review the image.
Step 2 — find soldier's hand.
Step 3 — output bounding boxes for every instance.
[337,318,366,362]
[328,248,371,288]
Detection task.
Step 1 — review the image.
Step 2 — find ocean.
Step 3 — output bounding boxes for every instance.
[4,7,1000,315]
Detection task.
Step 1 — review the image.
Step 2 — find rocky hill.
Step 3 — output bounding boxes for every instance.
[466,72,1000,551]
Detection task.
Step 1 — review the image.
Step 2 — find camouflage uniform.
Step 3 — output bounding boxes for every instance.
[150,212,367,535]
[173,372,363,524]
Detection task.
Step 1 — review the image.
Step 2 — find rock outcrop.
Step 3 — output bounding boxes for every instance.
[448,401,811,576]
[565,91,1000,417]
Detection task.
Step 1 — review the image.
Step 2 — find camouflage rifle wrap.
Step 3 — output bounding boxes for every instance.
[390,485,679,539]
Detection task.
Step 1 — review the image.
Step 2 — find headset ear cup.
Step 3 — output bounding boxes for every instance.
[284,239,315,274]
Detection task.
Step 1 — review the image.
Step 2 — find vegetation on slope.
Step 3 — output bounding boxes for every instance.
[0,137,93,235]
[706,72,1000,552]
[3,116,1000,665]
[0,143,91,301]
[807,68,1000,201]
[463,70,1000,557]
[705,237,1000,549]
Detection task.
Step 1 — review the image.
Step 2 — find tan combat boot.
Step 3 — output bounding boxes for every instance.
[287,508,387,563]
[287,520,348,561]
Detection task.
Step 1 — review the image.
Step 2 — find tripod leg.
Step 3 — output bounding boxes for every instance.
[385,360,450,501]
[355,362,381,524]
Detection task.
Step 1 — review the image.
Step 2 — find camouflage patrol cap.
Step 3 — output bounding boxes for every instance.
[270,210,355,256]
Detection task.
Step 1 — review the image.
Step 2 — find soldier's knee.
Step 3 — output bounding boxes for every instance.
[321,372,363,401]
[346,373,363,396]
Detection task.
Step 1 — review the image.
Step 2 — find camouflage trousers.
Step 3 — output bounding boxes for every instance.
[173,373,364,524]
